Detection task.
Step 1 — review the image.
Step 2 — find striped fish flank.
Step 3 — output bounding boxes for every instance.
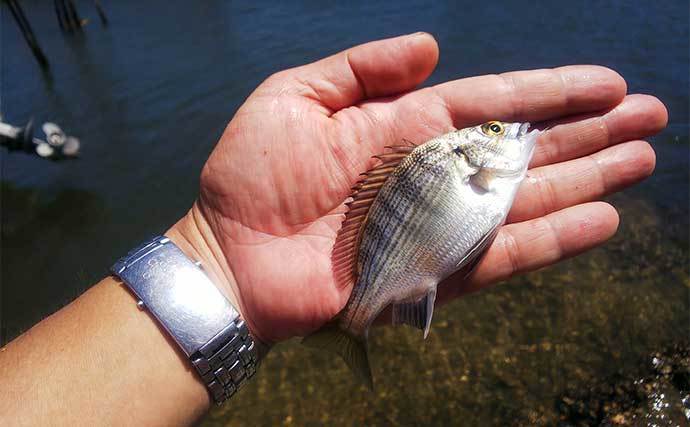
[304,121,541,388]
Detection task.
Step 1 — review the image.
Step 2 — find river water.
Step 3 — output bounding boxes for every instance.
[2,1,688,425]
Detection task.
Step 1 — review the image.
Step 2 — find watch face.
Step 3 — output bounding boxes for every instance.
[113,237,258,405]
[115,238,238,356]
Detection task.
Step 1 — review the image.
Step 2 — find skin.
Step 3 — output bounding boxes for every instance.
[0,33,666,426]
[188,33,665,343]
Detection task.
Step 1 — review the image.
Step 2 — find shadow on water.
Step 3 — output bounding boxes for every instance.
[0,181,108,343]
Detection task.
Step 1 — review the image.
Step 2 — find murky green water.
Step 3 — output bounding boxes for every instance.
[2,1,688,425]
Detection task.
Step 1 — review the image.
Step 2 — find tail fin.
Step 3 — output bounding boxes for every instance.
[303,322,373,389]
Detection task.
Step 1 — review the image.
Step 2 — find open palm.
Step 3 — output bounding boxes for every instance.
[186,34,666,345]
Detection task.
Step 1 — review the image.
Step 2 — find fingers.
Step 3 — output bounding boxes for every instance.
[507,140,656,223]
[531,94,668,168]
[445,65,627,125]
[439,202,620,301]
[380,65,628,145]
[391,65,626,137]
[270,33,439,112]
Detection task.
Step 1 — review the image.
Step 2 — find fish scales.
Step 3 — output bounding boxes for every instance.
[304,121,541,387]
[343,137,497,335]
[345,144,441,326]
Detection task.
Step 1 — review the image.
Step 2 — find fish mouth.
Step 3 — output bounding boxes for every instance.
[517,122,541,139]
[515,122,541,167]
[517,122,541,146]
[508,122,540,142]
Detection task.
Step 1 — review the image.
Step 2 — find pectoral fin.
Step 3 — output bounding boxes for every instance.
[456,226,500,274]
[391,287,437,339]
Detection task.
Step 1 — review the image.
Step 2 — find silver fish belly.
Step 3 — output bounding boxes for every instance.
[305,121,540,387]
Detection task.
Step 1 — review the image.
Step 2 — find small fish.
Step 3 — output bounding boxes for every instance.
[304,121,541,387]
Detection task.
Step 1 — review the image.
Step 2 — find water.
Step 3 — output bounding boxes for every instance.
[1,1,688,425]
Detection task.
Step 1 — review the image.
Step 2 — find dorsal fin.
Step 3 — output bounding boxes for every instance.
[331,142,417,291]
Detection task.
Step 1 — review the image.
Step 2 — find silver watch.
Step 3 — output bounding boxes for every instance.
[110,235,258,404]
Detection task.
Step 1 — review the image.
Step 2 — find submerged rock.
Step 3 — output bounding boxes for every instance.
[557,343,690,426]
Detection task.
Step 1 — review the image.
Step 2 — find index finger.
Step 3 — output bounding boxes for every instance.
[385,66,627,142]
[437,65,627,126]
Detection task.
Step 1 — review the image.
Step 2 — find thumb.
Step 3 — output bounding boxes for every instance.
[274,33,439,111]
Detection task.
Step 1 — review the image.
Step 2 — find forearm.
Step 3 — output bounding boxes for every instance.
[0,277,209,426]
[0,207,244,426]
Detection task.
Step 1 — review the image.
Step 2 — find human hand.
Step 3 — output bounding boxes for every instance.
[168,33,666,345]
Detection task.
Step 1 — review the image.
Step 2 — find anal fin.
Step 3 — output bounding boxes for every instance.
[391,287,437,339]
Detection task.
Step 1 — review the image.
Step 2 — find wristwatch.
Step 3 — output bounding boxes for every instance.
[110,235,258,404]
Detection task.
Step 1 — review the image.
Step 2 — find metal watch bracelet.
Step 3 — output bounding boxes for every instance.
[110,236,258,404]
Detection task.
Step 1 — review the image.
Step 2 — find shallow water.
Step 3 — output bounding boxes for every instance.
[1,1,688,425]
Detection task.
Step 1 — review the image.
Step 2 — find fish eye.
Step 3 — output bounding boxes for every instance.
[481,121,505,136]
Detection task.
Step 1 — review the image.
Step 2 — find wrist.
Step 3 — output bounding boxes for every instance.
[166,202,270,357]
